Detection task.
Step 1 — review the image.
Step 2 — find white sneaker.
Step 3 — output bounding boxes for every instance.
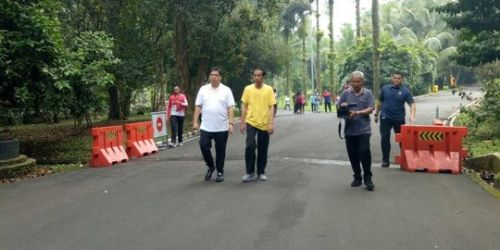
[177,142,184,147]
[258,174,268,181]
[168,142,176,148]
[242,174,257,182]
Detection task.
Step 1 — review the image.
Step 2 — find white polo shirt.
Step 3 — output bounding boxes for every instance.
[195,83,235,132]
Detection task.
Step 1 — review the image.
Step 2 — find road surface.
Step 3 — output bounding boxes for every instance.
[1,87,498,250]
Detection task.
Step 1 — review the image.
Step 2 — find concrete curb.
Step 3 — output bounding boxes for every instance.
[448,99,481,126]
[413,89,451,101]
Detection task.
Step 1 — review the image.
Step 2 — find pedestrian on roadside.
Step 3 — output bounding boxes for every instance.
[299,92,306,114]
[374,71,416,168]
[193,67,236,182]
[323,89,332,112]
[338,71,375,191]
[284,96,291,111]
[240,67,276,182]
[166,86,188,147]
[310,94,316,112]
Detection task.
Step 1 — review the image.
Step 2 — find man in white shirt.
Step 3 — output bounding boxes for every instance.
[193,67,235,182]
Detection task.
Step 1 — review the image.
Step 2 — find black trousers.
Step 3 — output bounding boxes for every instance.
[324,102,332,112]
[199,130,229,174]
[380,118,405,163]
[245,123,270,175]
[345,134,372,181]
[170,115,184,143]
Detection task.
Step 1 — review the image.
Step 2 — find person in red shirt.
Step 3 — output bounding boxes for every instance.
[323,89,332,112]
[167,86,188,147]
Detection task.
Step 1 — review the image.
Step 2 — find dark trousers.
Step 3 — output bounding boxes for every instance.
[245,123,270,175]
[170,115,184,143]
[380,118,405,163]
[324,102,332,112]
[199,130,229,174]
[345,134,372,181]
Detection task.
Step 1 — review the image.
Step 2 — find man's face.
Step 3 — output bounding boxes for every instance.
[173,87,180,93]
[350,77,363,90]
[253,70,264,85]
[392,74,403,86]
[210,71,221,84]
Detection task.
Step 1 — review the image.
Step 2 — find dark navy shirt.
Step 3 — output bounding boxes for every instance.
[338,88,375,136]
[379,84,414,121]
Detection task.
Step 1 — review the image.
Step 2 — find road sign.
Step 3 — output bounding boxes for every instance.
[151,111,167,139]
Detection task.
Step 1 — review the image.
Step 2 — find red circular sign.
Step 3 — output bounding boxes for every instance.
[156,117,163,132]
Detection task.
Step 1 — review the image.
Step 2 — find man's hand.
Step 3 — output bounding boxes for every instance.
[240,122,246,134]
[228,124,234,134]
[268,124,274,135]
[409,115,416,123]
[193,122,199,130]
[349,111,358,119]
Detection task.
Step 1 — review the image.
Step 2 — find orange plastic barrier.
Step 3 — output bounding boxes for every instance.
[124,122,158,158]
[395,125,468,174]
[90,126,129,167]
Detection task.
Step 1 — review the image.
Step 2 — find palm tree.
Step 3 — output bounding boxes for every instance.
[355,0,361,39]
[315,0,322,92]
[281,1,311,95]
[372,0,381,97]
[328,0,336,92]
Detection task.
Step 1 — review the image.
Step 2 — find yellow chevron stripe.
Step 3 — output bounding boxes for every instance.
[419,131,444,141]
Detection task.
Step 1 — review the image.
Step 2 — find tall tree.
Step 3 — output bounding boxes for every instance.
[372,0,381,97]
[436,0,500,66]
[355,0,361,39]
[315,0,322,92]
[328,0,336,93]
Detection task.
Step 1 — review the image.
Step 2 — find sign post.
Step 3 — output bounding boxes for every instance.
[151,111,168,147]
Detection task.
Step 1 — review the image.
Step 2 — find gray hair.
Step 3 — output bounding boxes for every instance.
[350,71,365,81]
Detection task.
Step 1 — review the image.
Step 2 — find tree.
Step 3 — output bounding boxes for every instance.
[355,0,361,39]
[372,0,381,97]
[328,0,336,93]
[436,0,500,66]
[315,0,322,92]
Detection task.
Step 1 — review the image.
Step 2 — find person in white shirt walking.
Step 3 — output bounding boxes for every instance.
[193,67,236,182]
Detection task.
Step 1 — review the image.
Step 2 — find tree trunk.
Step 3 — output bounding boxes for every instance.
[120,87,132,119]
[108,85,122,120]
[316,0,321,93]
[372,0,381,97]
[356,0,361,39]
[174,2,190,95]
[302,35,307,95]
[328,0,336,93]
[193,57,209,101]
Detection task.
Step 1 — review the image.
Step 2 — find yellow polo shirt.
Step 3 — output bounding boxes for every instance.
[241,83,276,131]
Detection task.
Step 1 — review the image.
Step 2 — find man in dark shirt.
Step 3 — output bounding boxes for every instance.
[374,72,416,167]
[338,71,376,191]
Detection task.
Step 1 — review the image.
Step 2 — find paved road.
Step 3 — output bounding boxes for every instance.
[2,87,498,250]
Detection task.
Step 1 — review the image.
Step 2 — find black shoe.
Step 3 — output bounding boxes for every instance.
[215,173,224,182]
[381,162,390,168]
[350,179,362,187]
[364,178,375,191]
[205,167,215,181]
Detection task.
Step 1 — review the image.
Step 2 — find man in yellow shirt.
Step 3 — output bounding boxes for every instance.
[240,67,276,182]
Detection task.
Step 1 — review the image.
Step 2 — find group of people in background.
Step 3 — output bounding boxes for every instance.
[288,89,335,115]
[165,67,417,192]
